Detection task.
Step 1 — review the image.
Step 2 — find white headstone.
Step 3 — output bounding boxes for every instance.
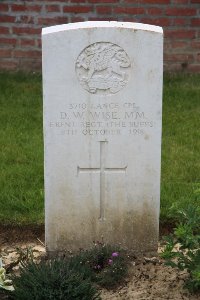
[42,21,163,254]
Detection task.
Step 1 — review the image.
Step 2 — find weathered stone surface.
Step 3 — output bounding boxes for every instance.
[42,21,163,254]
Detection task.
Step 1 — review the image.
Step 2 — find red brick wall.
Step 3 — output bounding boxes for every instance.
[0,0,199,72]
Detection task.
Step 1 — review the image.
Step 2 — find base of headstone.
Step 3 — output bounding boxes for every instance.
[46,248,159,259]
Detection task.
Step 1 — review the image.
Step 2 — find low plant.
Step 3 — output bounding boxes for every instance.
[0,258,14,291]
[15,246,34,262]
[161,204,200,293]
[67,241,128,288]
[11,243,128,299]
[11,258,100,300]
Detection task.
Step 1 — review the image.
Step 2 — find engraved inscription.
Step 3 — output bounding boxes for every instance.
[77,141,127,221]
[48,101,155,136]
[76,42,131,95]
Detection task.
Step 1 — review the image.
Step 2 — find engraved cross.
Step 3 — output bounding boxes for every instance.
[77,141,127,221]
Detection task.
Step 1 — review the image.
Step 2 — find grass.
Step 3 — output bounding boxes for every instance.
[161,74,200,222]
[0,72,200,225]
[0,73,43,225]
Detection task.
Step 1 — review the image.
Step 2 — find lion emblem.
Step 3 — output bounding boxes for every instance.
[76,42,131,94]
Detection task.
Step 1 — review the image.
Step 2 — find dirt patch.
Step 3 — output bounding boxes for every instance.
[101,258,199,300]
[0,224,44,245]
[0,225,199,300]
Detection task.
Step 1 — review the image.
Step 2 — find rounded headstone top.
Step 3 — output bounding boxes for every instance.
[42,21,163,36]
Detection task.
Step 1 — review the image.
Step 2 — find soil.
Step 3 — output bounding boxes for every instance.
[0,225,199,300]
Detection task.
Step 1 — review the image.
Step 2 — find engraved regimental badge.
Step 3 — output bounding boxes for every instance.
[76,42,131,95]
